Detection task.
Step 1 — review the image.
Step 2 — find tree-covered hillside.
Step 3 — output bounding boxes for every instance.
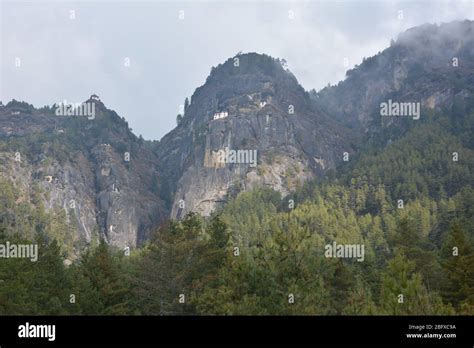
[1,94,472,315]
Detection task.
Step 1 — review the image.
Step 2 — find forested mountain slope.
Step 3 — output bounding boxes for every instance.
[0,21,472,315]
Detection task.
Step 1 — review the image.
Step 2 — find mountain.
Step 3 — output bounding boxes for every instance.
[0,20,473,257]
[0,20,473,316]
[156,53,355,218]
[0,97,167,256]
[158,21,474,219]
[313,20,474,133]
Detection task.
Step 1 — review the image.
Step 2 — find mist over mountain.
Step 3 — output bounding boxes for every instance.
[313,20,474,132]
[0,20,473,257]
[0,16,473,321]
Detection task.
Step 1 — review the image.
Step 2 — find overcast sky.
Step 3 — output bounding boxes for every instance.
[1,0,473,140]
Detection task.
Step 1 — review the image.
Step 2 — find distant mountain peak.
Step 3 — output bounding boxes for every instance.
[207,52,289,80]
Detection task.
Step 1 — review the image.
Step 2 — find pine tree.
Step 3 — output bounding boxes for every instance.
[380,252,451,315]
[132,214,203,315]
[184,97,190,112]
[440,224,474,312]
[79,240,130,314]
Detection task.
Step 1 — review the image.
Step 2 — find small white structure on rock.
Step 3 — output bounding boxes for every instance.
[213,111,228,120]
[260,101,267,108]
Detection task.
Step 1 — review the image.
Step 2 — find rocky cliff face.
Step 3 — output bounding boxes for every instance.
[158,21,474,219]
[1,20,472,252]
[156,53,355,217]
[0,98,167,254]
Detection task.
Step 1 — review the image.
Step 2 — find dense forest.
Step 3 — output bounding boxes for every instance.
[0,96,472,315]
